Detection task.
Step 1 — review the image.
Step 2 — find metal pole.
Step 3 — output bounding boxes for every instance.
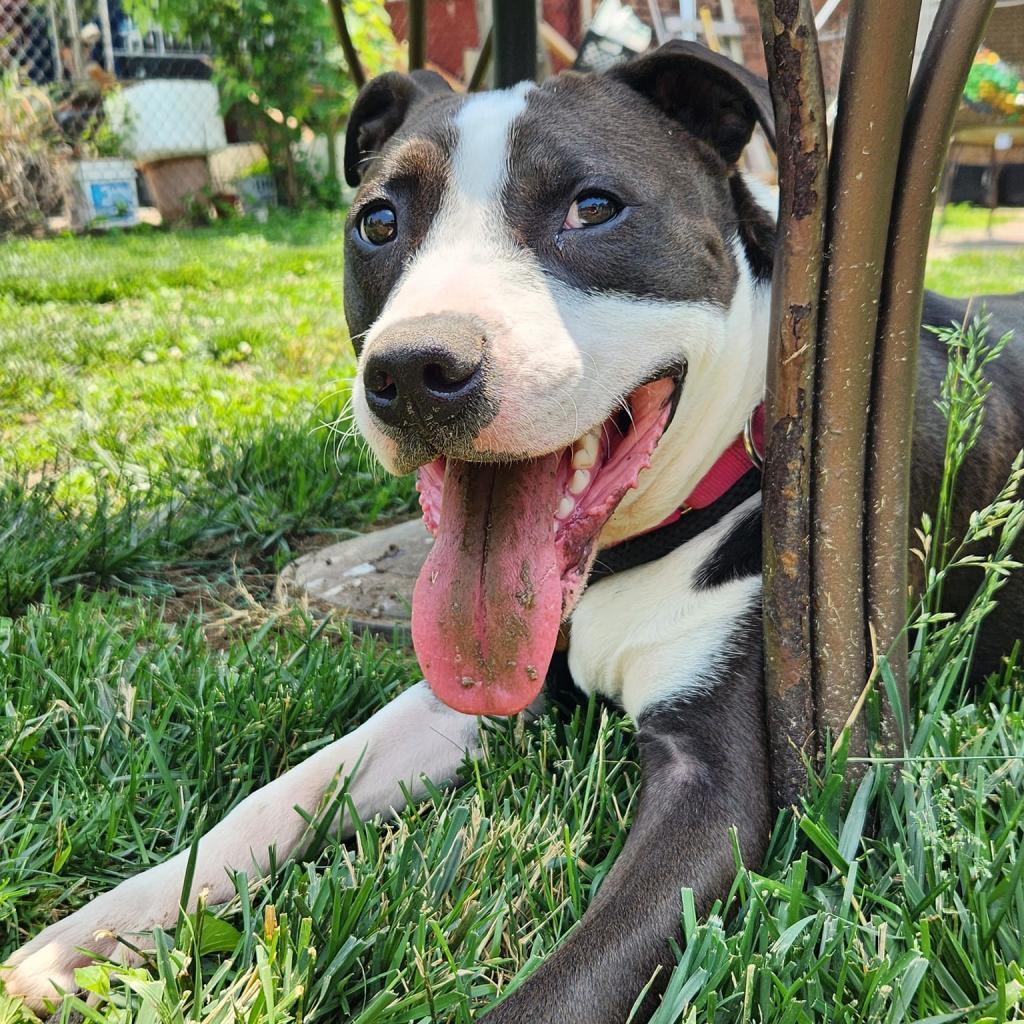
[866,0,996,752]
[325,0,366,88]
[468,27,494,92]
[678,0,698,40]
[407,0,427,71]
[757,0,828,808]
[492,0,537,86]
[811,0,922,757]
[814,0,843,31]
[97,0,115,75]
[64,0,83,80]
[47,0,63,83]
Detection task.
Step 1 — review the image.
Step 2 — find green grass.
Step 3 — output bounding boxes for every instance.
[0,213,416,612]
[932,202,1014,234]
[925,248,1024,299]
[1,214,1023,1023]
[1,213,353,474]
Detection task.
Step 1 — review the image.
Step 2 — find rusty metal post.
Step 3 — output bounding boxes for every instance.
[757,0,828,807]
[866,0,996,751]
[326,0,366,88]
[811,0,922,756]
[407,0,427,70]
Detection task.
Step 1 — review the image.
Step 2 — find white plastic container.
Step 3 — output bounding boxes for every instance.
[107,80,227,163]
[70,158,139,229]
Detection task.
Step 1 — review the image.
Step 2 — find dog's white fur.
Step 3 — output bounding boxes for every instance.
[572,494,762,718]
[3,90,772,1011]
[352,91,770,545]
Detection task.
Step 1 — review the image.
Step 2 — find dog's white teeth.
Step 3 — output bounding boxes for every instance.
[559,430,599,523]
[572,430,600,469]
[568,469,590,495]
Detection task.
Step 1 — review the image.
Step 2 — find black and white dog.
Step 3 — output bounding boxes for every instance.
[7,42,1024,1023]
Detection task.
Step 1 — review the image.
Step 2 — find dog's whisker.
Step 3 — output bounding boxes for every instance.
[579,353,635,431]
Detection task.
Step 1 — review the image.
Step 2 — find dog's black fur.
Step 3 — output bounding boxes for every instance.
[476,302,1024,1024]
[470,359,1024,1022]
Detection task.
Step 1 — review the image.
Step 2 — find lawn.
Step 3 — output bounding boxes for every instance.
[0,213,415,616]
[1,212,1023,1023]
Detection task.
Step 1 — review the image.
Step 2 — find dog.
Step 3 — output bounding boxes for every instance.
[6,41,1024,1024]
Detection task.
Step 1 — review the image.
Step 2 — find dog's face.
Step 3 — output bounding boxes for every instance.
[342,43,776,717]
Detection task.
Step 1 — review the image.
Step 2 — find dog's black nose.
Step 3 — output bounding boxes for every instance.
[363,314,490,431]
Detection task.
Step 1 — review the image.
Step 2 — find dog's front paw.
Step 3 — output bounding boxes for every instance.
[3,921,120,1013]
[2,887,154,1014]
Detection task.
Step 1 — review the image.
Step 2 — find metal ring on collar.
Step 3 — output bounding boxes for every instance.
[743,411,764,470]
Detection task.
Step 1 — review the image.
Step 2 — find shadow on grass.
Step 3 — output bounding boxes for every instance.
[0,412,417,617]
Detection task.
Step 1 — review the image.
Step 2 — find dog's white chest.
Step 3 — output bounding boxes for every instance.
[568,496,761,720]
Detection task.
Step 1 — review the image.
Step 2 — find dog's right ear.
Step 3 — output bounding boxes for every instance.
[344,70,452,187]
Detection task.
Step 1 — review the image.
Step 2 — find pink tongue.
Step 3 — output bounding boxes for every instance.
[412,457,563,716]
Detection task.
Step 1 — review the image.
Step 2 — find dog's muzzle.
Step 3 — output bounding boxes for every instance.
[362,313,497,448]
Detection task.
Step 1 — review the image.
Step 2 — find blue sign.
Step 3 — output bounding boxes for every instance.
[89,180,136,222]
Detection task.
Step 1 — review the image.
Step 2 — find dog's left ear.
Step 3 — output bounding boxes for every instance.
[344,69,452,186]
[609,41,775,165]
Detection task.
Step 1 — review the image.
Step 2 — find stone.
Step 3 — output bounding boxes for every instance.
[281,518,433,643]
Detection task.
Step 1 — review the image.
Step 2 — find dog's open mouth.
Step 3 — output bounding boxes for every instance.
[412,372,681,716]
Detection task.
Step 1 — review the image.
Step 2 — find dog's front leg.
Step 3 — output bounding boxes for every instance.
[481,649,770,1024]
[3,681,481,1012]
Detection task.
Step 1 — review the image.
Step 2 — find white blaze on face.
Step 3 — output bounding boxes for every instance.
[449,83,534,211]
[351,84,543,465]
[360,83,535,331]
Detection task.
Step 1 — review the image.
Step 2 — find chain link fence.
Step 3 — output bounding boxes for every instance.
[1,0,335,234]
[0,0,849,236]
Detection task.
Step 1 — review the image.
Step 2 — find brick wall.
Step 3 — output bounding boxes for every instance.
[730,0,766,75]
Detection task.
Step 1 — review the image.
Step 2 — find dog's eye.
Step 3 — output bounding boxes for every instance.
[564,193,621,230]
[358,204,397,245]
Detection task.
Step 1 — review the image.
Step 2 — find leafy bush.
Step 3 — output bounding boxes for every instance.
[0,70,68,235]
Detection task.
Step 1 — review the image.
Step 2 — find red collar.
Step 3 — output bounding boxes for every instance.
[623,404,765,541]
[685,403,764,510]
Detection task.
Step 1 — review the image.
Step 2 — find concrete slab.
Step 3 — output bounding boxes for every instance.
[281,518,432,642]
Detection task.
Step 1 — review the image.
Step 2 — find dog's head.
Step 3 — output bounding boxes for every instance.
[342,42,776,717]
